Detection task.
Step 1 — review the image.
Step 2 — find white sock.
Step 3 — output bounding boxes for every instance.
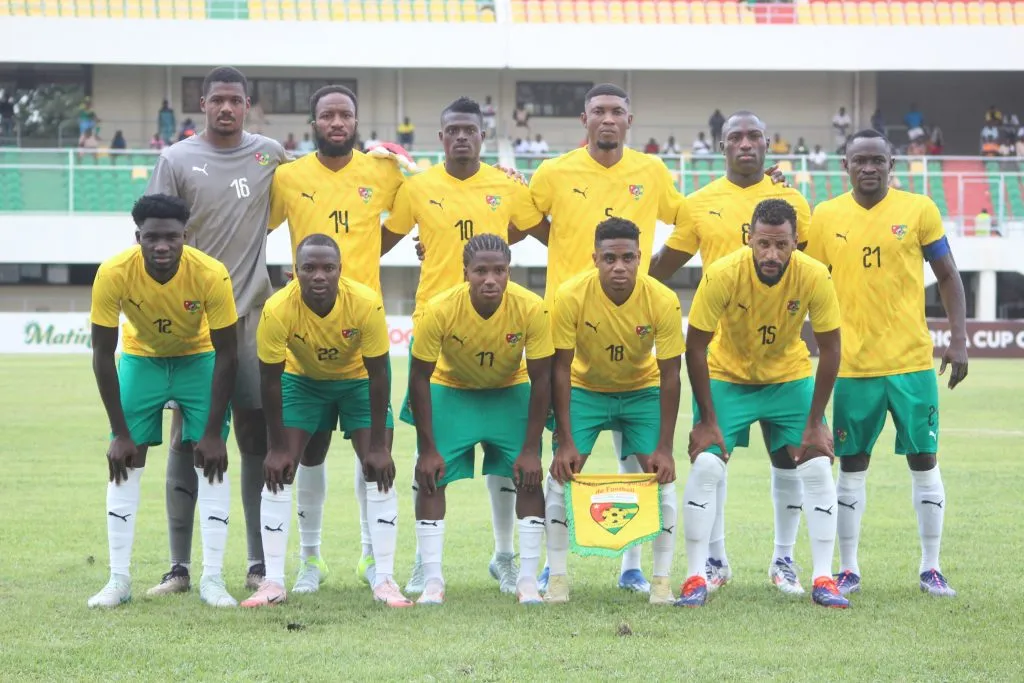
[195,467,230,577]
[653,483,677,578]
[544,476,569,575]
[518,516,544,583]
[836,469,867,575]
[410,451,420,559]
[296,463,326,561]
[683,452,726,578]
[260,484,291,586]
[708,472,728,565]
[485,473,516,556]
[771,467,803,561]
[799,457,838,580]
[106,467,144,577]
[911,467,945,574]
[416,519,445,583]
[616,433,643,575]
[354,457,372,559]
[366,482,398,588]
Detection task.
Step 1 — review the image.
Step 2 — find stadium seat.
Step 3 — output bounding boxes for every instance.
[936,2,952,23]
[967,1,982,23]
[525,0,541,21]
[996,1,1012,24]
[623,0,639,23]
[429,0,446,21]
[739,2,755,22]
[921,1,937,25]
[842,1,860,24]
[656,1,672,23]
[641,0,656,23]
[592,0,609,21]
[873,1,890,23]
[688,0,706,23]
[1014,1,1024,24]
[810,2,827,23]
[705,1,722,23]
[889,2,905,23]
[952,1,967,22]
[796,3,811,23]
[671,1,687,22]
[857,1,873,24]
[608,0,624,22]
[541,0,557,21]
[905,2,921,24]
[460,0,476,20]
[511,0,525,20]
[826,2,842,23]
[721,0,739,23]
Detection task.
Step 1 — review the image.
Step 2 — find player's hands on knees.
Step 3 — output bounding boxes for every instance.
[107,435,139,484]
[412,235,425,262]
[550,443,582,484]
[513,446,543,492]
[939,342,969,390]
[195,435,228,484]
[796,422,835,465]
[688,421,729,463]
[264,447,295,494]
[647,446,676,484]
[765,164,790,188]
[364,445,396,493]
[415,448,446,495]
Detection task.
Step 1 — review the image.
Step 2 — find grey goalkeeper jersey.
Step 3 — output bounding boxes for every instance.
[147,132,288,316]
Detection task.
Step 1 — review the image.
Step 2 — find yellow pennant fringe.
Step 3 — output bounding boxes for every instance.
[565,474,663,558]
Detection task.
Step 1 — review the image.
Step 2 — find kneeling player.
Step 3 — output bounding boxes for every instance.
[545,218,683,605]
[88,194,238,608]
[677,198,847,608]
[243,234,411,608]
[409,235,553,605]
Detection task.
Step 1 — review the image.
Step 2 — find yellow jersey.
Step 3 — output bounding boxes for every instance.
[665,175,812,267]
[269,150,405,294]
[807,189,945,378]
[552,270,685,392]
[256,277,390,381]
[385,163,544,321]
[530,147,688,303]
[90,245,238,357]
[688,249,841,385]
[412,282,554,390]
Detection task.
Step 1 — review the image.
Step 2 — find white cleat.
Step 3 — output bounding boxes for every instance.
[488,552,519,594]
[199,575,238,607]
[416,578,445,606]
[769,557,806,595]
[88,575,131,608]
[516,577,543,605]
[293,557,328,594]
[405,553,425,594]
[705,558,733,594]
[373,578,414,608]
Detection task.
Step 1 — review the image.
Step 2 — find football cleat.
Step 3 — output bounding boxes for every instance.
[405,553,425,594]
[146,564,190,596]
[245,563,266,592]
[544,575,570,604]
[920,569,956,597]
[705,558,732,593]
[88,575,131,608]
[489,552,519,594]
[618,568,652,594]
[834,570,862,595]
[516,577,543,605]
[769,557,805,595]
[199,575,237,608]
[356,555,375,587]
[812,576,850,608]
[674,575,708,608]
[240,580,286,608]
[416,578,445,606]
[293,556,329,594]
[374,578,414,608]
[648,576,675,605]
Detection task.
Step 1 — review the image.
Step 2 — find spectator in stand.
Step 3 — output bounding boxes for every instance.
[297,132,315,156]
[981,138,1000,157]
[904,103,925,140]
[769,133,791,154]
[397,117,415,149]
[78,129,99,160]
[514,137,530,154]
[1016,135,1024,158]
[928,127,944,155]
[794,137,809,155]
[0,96,15,138]
[111,130,127,151]
[482,95,497,139]
[78,97,99,137]
[178,118,196,142]
[149,133,165,150]
[809,144,827,170]
[708,108,724,147]
[984,105,1003,125]
[158,100,176,145]
[1002,114,1018,144]
[643,137,660,154]
[975,208,993,237]
[513,102,530,134]
[691,131,711,155]
[998,136,1014,158]
[362,130,382,151]
[832,107,851,151]
[528,133,549,155]
[283,133,297,153]
[907,135,927,156]
[661,135,680,154]
[981,122,1000,143]
[871,108,885,135]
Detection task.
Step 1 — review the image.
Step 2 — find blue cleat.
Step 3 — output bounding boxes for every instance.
[920,569,956,597]
[673,575,708,607]
[537,565,550,593]
[834,570,861,595]
[618,568,651,594]
[812,576,850,608]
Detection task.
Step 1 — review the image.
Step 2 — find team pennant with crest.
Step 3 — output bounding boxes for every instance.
[565,474,662,558]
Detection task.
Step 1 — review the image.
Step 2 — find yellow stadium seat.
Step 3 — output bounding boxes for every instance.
[936,2,952,22]
[655,0,671,22]
[416,157,433,170]
[640,0,656,23]
[921,2,936,24]
[889,2,905,23]
[460,0,475,20]
[91,0,108,18]
[721,0,739,23]
[608,0,624,22]
[705,2,722,22]
[810,3,826,23]
[859,2,874,24]
[541,0,557,21]
[996,1,1011,23]
[155,1,171,18]
[175,2,190,18]
[567,0,586,21]
[671,0,687,22]
[108,0,126,17]
[796,4,812,23]
[952,1,967,22]
[330,0,346,18]
[592,0,608,21]
[624,0,640,22]
[981,0,997,22]
[511,0,525,20]
[525,0,541,21]
[347,1,364,20]
[910,160,925,174]
[905,2,920,24]
[1014,1,1024,23]
[873,1,890,23]
[967,2,982,23]
[777,160,793,174]
[297,0,314,19]
[843,2,860,24]
[445,0,461,20]
[191,0,205,18]
[826,2,842,23]
[363,1,380,20]
[429,0,446,20]
[795,171,811,185]
[281,0,298,19]
[689,0,706,23]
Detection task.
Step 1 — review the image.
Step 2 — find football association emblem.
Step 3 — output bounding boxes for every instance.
[590,492,640,536]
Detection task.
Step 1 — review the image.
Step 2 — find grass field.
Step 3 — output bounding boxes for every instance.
[0,355,1021,682]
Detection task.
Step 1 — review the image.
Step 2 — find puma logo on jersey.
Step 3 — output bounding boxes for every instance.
[736,303,749,313]
[708,209,722,218]
[293,333,307,344]
[127,298,143,311]
[572,187,588,199]
[584,321,600,333]
[191,163,209,176]
[451,334,466,347]
[301,191,316,203]
[429,198,445,210]
[835,232,849,241]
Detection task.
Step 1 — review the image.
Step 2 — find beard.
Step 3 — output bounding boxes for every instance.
[315,128,357,157]
[754,258,790,286]
[596,139,620,151]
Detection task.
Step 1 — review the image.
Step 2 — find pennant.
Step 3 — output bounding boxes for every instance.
[565,473,662,558]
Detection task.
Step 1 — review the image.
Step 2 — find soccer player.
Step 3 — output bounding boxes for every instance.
[545,217,683,605]
[649,111,813,595]
[409,234,553,605]
[386,96,547,595]
[268,85,406,591]
[242,234,411,608]
[87,194,238,608]
[676,198,847,609]
[145,66,289,595]
[808,130,967,597]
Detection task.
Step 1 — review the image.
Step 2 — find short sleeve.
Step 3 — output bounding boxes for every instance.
[528,162,554,215]
[146,153,179,196]
[792,192,813,247]
[808,267,842,334]
[411,304,444,363]
[381,161,405,211]
[656,160,685,225]
[268,171,287,232]
[384,181,416,236]
[653,287,686,359]
[551,286,579,351]
[663,200,699,255]
[524,299,554,360]
[510,181,544,230]
[204,263,239,331]
[804,209,829,267]
[256,305,289,365]
[918,198,946,247]
[687,268,731,334]
[89,262,123,328]
[360,297,391,358]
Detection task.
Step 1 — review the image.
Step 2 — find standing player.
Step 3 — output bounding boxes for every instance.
[145,66,289,595]
[808,130,967,597]
[268,85,406,591]
[409,235,553,605]
[386,97,547,595]
[88,194,238,608]
[649,111,812,595]
[676,198,847,609]
[545,218,683,605]
[242,234,411,608]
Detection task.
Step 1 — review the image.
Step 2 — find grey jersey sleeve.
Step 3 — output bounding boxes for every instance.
[146,152,181,197]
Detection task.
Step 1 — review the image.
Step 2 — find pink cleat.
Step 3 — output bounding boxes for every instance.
[240,580,287,608]
[373,579,414,608]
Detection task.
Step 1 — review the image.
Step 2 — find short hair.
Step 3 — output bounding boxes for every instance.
[202,66,247,96]
[723,110,766,131]
[750,198,797,237]
[309,85,358,120]
[584,83,629,106]
[594,217,640,246]
[296,233,341,260]
[462,233,511,267]
[847,128,892,153]
[132,193,190,228]
[441,96,483,124]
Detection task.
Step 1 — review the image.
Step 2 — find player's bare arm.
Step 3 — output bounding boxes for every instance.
[796,328,840,465]
[648,246,694,283]
[380,226,407,256]
[930,251,969,389]
[684,326,729,461]
[194,324,238,484]
[259,359,293,493]
[409,357,445,493]
[648,355,681,484]
[362,352,396,492]
[91,323,139,484]
[514,355,553,492]
[522,216,550,246]
[550,348,582,483]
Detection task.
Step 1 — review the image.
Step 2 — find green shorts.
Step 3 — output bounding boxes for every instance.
[554,387,661,458]
[282,373,394,435]
[692,378,815,456]
[430,383,533,487]
[833,370,939,457]
[116,352,231,446]
[399,335,416,425]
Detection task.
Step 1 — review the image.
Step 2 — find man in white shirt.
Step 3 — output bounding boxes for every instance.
[832,107,851,151]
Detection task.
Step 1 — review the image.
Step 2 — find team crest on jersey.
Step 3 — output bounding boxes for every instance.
[358,187,373,203]
[183,300,201,313]
[836,428,848,443]
[787,299,801,315]
[254,152,270,166]
[505,332,522,345]
[635,324,652,338]
[486,195,502,211]
[629,184,644,201]
[891,224,907,240]
[342,328,360,339]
